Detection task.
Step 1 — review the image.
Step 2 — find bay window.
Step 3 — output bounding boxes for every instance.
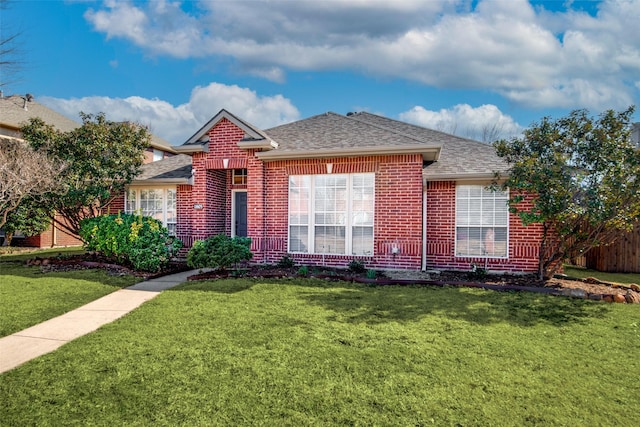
[125,187,177,235]
[289,173,374,256]
[455,185,508,258]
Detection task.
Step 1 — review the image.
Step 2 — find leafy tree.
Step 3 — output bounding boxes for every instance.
[1,199,52,246]
[21,113,151,236]
[0,136,64,229]
[494,107,640,279]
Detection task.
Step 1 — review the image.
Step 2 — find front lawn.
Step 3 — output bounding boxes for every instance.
[564,265,640,285]
[0,262,141,336]
[1,278,638,425]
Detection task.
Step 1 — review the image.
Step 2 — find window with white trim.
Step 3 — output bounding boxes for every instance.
[152,149,164,162]
[126,187,177,235]
[455,185,508,258]
[288,173,375,255]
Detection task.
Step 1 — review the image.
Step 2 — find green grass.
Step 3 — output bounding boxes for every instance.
[1,278,638,426]
[0,262,141,336]
[564,265,640,285]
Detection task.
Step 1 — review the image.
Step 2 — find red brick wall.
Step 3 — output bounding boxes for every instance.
[253,155,424,270]
[21,214,82,248]
[425,181,542,273]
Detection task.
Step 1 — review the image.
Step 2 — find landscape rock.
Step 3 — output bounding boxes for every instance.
[613,294,626,303]
[624,291,640,304]
[561,288,587,299]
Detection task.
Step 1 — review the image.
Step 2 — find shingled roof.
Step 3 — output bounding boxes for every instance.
[180,109,509,180]
[258,112,440,161]
[0,94,80,133]
[259,111,508,178]
[131,154,192,184]
[348,112,509,180]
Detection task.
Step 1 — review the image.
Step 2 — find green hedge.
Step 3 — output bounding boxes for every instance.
[79,213,182,272]
[187,234,253,271]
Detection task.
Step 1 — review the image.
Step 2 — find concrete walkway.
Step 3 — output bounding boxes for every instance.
[0,269,202,374]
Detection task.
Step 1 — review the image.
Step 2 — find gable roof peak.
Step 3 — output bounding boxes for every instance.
[183,108,270,146]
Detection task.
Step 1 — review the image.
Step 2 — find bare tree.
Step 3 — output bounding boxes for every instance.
[433,120,507,143]
[0,0,24,87]
[0,137,65,228]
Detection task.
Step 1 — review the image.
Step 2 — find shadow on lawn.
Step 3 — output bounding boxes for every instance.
[0,261,139,288]
[173,278,611,328]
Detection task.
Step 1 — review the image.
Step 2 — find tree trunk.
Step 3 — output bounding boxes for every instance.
[2,231,13,247]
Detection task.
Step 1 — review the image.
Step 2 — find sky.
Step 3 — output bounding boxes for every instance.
[1,0,639,146]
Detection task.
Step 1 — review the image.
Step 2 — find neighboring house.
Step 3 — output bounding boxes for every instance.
[0,93,176,247]
[158,109,542,272]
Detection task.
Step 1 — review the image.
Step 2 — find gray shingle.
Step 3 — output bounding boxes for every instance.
[342,112,508,178]
[264,112,437,150]
[264,111,508,178]
[0,95,80,132]
[133,154,192,182]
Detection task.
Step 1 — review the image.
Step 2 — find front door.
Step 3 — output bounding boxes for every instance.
[234,191,248,237]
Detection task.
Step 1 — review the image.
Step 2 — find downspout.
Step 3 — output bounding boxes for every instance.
[421,183,427,271]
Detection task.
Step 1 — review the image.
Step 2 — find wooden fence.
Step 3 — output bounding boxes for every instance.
[585,222,640,273]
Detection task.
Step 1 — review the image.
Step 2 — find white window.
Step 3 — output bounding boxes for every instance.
[289,173,374,256]
[455,185,509,258]
[152,149,164,162]
[126,187,177,235]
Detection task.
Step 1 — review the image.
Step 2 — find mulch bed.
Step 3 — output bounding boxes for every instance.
[26,255,640,303]
[28,253,190,280]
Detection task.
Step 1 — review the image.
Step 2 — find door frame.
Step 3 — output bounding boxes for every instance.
[231,189,248,237]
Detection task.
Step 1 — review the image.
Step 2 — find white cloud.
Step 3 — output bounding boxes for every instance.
[399,104,523,142]
[83,0,640,111]
[40,82,300,145]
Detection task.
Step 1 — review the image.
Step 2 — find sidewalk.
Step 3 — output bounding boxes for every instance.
[0,269,202,374]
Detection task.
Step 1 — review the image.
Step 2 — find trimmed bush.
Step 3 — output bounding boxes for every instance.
[79,213,182,272]
[348,259,366,274]
[187,234,253,271]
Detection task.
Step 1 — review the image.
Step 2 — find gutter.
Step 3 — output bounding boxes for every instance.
[423,172,508,183]
[256,145,441,161]
[129,178,192,186]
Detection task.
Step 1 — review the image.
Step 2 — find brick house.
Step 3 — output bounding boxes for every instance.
[147,109,542,272]
[0,93,177,247]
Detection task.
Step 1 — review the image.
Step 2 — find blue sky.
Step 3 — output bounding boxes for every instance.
[2,0,638,145]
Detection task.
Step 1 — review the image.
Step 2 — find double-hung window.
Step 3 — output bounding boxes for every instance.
[126,187,177,235]
[455,185,508,257]
[288,173,374,256]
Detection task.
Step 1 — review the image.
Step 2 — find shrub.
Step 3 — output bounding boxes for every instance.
[366,269,377,279]
[348,259,366,274]
[277,255,296,268]
[187,234,253,271]
[79,213,182,272]
[468,264,488,280]
[297,266,309,276]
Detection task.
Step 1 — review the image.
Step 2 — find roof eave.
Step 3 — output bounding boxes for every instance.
[237,139,278,151]
[174,143,209,154]
[423,172,509,183]
[130,178,193,186]
[256,145,441,161]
